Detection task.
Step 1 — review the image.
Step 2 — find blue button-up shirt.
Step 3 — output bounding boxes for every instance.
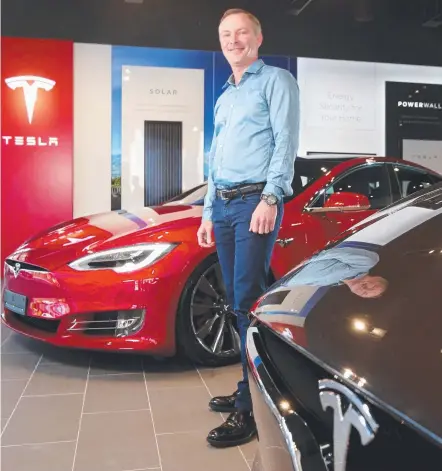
[203,59,300,221]
[284,247,380,287]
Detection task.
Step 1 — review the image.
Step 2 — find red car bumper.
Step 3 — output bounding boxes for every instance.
[1,252,192,355]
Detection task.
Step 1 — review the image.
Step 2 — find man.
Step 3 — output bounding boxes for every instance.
[197,8,300,448]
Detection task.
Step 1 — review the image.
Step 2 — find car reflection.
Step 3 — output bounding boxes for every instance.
[282,245,388,299]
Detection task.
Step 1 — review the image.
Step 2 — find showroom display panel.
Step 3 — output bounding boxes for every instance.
[386,81,442,174]
[1,37,74,266]
[120,65,205,212]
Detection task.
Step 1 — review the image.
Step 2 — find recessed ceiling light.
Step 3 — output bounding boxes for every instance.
[124,0,143,4]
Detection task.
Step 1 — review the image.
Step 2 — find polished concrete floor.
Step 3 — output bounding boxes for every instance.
[1,323,256,471]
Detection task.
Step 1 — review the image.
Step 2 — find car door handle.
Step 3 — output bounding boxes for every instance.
[276,237,294,248]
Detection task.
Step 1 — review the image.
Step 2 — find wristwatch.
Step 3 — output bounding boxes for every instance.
[260,193,278,206]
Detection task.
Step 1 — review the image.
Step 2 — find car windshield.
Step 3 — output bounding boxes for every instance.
[164,183,207,205]
[163,157,348,206]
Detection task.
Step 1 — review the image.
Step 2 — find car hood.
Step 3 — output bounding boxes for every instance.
[252,196,442,443]
[8,204,203,270]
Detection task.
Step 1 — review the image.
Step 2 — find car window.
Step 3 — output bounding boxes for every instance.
[313,164,392,210]
[287,158,348,201]
[389,164,435,201]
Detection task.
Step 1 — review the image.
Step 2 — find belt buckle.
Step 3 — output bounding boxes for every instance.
[220,190,230,200]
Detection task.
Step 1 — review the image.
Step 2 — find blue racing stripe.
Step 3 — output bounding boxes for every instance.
[297,285,330,319]
[257,310,302,317]
[120,212,149,229]
[336,241,382,251]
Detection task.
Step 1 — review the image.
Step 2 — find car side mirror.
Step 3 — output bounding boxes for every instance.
[309,192,371,213]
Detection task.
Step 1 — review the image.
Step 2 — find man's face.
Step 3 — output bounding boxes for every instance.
[348,275,388,299]
[218,13,262,67]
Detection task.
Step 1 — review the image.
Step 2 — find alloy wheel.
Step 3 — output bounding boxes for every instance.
[190,262,241,358]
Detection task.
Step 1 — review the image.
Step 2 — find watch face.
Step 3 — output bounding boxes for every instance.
[266,194,278,205]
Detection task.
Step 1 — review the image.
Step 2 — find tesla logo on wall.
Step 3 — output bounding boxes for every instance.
[2,75,59,147]
[5,75,56,123]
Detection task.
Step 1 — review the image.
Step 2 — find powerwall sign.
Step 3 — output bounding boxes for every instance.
[2,75,59,147]
[398,100,442,110]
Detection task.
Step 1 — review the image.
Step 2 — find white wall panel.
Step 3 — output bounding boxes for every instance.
[298,58,378,156]
[403,139,442,174]
[73,43,112,217]
[297,58,442,157]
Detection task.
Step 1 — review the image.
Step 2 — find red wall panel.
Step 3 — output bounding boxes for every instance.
[1,37,74,265]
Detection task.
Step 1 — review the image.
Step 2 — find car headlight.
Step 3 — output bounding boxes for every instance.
[68,243,176,273]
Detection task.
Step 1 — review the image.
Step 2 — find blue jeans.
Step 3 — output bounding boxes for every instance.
[212,192,283,412]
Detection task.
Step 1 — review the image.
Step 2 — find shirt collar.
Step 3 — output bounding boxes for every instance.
[223,58,265,89]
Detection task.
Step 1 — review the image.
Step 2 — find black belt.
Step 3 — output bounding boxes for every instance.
[215,182,265,200]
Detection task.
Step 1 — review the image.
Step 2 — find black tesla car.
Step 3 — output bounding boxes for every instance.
[247,183,442,471]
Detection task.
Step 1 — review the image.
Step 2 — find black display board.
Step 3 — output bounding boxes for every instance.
[385,82,442,159]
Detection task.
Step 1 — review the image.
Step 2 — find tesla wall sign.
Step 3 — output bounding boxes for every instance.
[2,75,59,146]
[1,37,74,266]
[1,136,59,146]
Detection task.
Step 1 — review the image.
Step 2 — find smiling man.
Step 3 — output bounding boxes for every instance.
[197,9,300,448]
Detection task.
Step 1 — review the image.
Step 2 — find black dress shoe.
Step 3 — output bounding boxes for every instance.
[207,411,257,448]
[208,390,239,413]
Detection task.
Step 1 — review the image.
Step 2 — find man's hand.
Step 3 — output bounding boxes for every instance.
[197,220,215,248]
[250,201,278,234]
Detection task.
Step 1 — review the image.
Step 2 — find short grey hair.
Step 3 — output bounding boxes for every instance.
[219,9,262,34]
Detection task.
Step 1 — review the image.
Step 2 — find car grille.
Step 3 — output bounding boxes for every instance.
[8,311,60,333]
[5,259,48,272]
[255,324,442,471]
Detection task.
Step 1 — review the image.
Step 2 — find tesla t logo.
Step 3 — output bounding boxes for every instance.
[318,379,379,471]
[12,263,21,278]
[5,75,56,124]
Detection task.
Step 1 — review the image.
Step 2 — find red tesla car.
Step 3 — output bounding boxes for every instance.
[2,157,441,366]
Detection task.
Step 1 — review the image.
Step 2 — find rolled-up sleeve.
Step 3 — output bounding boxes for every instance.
[263,70,300,199]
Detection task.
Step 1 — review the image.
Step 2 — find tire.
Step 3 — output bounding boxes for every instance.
[176,254,241,367]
